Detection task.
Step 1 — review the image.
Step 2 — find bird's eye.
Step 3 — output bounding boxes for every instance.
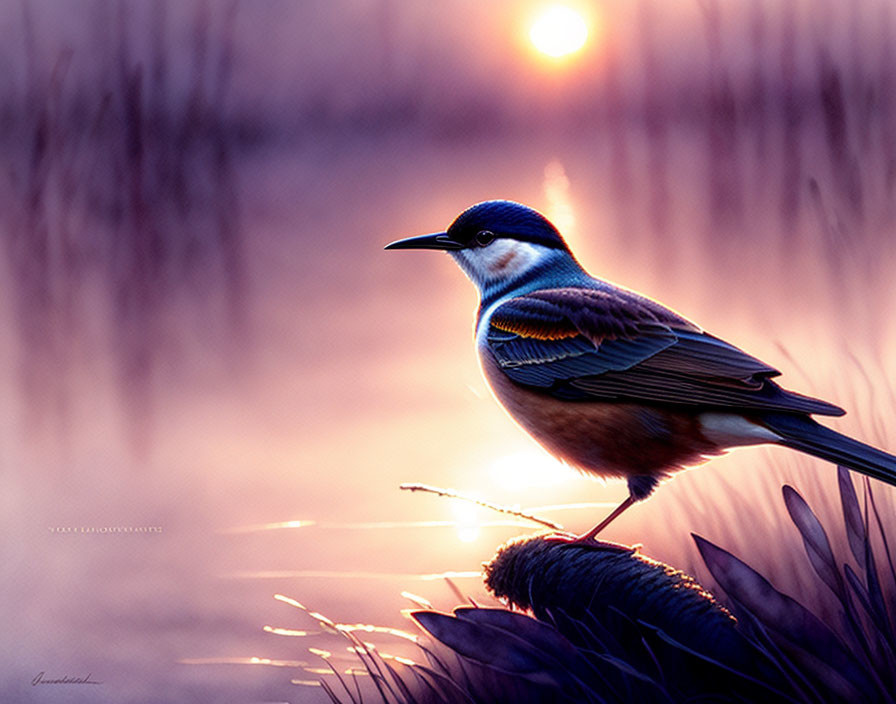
[475,230,495,247]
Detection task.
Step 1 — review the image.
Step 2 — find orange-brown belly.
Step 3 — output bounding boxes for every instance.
[481,351,719,480]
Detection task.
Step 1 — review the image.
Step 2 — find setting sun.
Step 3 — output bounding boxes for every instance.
[530,6,588,58]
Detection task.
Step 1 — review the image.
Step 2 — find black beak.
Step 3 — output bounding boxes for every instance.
[384,232,463,251]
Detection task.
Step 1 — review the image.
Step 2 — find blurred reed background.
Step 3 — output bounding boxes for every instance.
[0,0,247,455]
[0,1,894,702]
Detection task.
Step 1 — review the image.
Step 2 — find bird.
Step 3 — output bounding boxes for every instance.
[385,200,896,543]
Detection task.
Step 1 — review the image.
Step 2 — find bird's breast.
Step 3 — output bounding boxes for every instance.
[477,345,719,479]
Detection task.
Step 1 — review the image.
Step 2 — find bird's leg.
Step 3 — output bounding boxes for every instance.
[544,475,658,549]
[544,495,636,549]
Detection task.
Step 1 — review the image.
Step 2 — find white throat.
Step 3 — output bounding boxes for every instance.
[450,240,551,290]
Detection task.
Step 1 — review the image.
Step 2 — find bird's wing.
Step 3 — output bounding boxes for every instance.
[485,288,844,416]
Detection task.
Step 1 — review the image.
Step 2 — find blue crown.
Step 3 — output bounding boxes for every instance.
[446,200,567,249]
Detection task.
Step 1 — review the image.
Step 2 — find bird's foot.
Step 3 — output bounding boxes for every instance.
[540,494,639,550]
[541,532,633,552]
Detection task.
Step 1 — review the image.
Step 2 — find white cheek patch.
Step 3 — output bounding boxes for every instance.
[458,240,543,284]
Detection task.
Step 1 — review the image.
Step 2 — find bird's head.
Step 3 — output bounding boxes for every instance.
[385,200,576,293]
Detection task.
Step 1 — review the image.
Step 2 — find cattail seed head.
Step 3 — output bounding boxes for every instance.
[484,534,745,664]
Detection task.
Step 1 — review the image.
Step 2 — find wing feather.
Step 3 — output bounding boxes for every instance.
[485,287,843,416]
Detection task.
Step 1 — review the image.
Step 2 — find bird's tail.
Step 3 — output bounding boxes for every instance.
[761,413,896,486]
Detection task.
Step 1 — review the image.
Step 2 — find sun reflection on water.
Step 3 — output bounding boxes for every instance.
[543,159,577,236]
[452,502,481,543]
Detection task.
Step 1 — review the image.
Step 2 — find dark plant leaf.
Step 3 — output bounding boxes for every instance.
[379,655,422,704]
[454,607,560,639]
[783,484,842,597]
[401,664,451,704]
[454,607,583,660]
[593,651,665,689]
[347,635,400,704]
[408,657,477,704]
[732,607,829,704]
[844,564,878,633]
[644,621,798,703]
[860,479,893,640]
[867,484,896,682]
[414,648,473,704]
[842,564,896,699]
[543,607,626,700]
[412,611,558,681]
[452,606,587,672]
[693,533,873,699]
[838,466,866,570]
[319,678,342,704]
[865,525,891,628]
[319,655,359,704]
[868,481,896,601]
